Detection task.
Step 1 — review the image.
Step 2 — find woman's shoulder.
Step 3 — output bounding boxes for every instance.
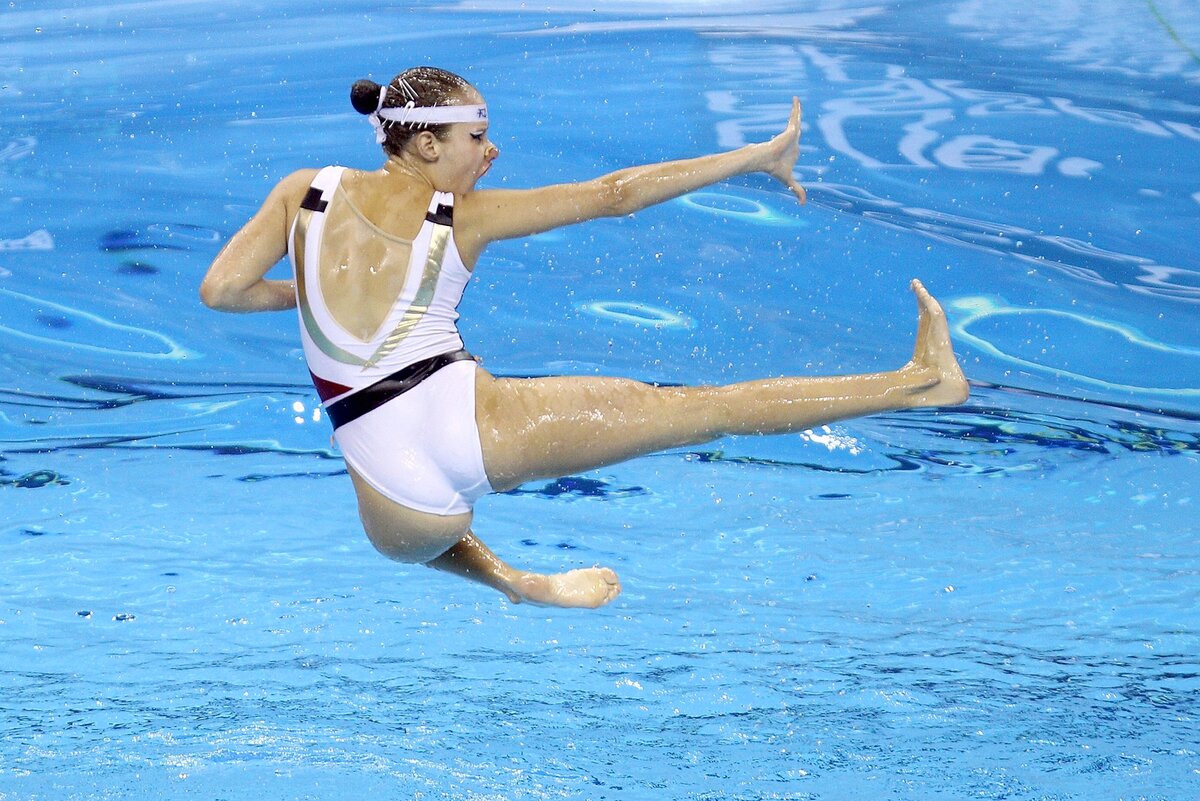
[263,168,322,202]
[278,167,338,192]
[267,167,354,214]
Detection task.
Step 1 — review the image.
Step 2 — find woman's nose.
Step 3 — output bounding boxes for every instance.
[486,143,500,160]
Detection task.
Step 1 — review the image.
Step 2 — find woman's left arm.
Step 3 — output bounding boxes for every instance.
[200,169,317,312]
[455,98,806,258]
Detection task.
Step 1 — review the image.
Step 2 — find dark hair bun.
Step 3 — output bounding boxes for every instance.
[350,79,383,115]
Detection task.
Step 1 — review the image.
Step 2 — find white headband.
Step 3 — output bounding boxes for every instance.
[369,89,488,144]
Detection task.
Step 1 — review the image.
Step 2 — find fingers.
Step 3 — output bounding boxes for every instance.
[910,279,934,362]
[788,97,805,203]
[778,97,801,139]
[911,278,935,307]
[911,279,941,322]
[910,278,952,356]
[777,97,806,203]
[767,97,806,205]
[790,179,807,205]
[910,279,945,317]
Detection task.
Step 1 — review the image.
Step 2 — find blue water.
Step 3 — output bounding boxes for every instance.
[3,1,1199,799]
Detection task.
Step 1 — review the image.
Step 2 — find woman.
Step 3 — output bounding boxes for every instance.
[201,66,968,609]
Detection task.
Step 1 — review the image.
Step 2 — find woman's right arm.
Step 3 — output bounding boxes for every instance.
[200,169,318,313]
[456,97,805,257]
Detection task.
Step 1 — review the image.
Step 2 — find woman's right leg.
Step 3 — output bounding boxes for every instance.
[476,279,968,491]
[350,468,622,608]
[425,530,622,608]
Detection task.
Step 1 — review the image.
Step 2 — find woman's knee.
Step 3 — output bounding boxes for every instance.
[653,382,729,441]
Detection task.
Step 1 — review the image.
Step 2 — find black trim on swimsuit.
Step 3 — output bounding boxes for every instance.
[301,187,328,213]
[325,349,475,430]
[426,204,454,226]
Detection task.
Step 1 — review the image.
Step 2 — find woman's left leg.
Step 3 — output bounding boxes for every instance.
[476,280,967,492]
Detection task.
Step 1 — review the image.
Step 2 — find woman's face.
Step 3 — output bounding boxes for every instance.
[439,90,499,194]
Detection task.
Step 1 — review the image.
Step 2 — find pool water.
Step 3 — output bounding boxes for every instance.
[3,1,1198,799]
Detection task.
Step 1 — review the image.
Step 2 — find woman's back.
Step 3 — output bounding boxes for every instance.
[316,169,434,341]
[290,166,471,389]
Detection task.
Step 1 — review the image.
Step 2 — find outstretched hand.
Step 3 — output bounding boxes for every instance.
[762,97,807,205]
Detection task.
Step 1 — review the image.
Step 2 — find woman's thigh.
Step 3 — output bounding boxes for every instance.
[349,468,473,564]
[474,370,725,492]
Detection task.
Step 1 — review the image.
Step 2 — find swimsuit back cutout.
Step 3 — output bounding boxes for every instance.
[288,166,472,404]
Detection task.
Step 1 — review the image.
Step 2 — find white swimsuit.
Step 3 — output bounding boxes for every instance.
[288,166,493,515]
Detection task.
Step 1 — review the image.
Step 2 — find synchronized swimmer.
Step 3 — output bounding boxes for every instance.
[201,66,968,609]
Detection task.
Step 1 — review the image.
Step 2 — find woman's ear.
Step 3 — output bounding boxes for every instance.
[412,130,441,162]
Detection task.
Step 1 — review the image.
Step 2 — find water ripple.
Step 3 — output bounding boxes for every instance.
[808,182,1200,303]
[2,381,1196,482]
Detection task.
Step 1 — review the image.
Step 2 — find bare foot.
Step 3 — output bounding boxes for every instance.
[510,567,622,609]
[901,279,969,407]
